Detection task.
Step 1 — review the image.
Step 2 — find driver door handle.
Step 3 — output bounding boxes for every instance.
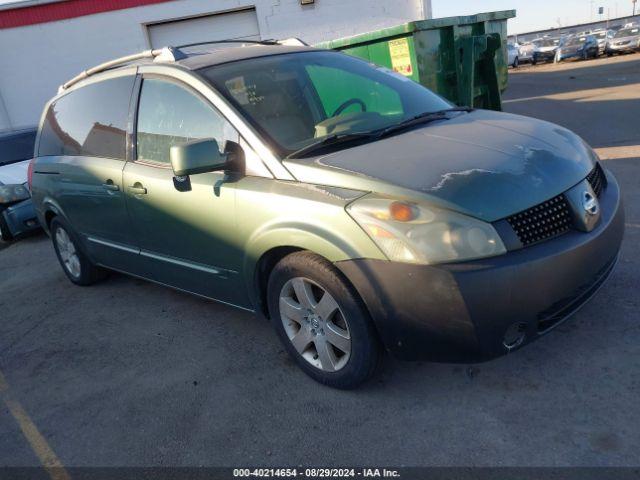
[127,183,147,195]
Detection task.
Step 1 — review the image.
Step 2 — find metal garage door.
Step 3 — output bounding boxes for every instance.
[147,8,260,49]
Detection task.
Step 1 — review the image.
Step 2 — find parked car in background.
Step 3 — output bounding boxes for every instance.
[593,29,614,54]
[532,37,561,64]
[30,44,624,388]
[517,41,535,63]
[555,35,599,62]
[0,127,40,241]
[605,26,640,55]
[507,43,519,68]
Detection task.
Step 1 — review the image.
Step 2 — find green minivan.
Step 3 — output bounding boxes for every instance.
[30,43,624,388]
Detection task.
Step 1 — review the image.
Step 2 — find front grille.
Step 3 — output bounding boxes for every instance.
[506,195,573,246]
[586,163,607,197]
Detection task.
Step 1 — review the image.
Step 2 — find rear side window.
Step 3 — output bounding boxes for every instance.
[38,76,135,159]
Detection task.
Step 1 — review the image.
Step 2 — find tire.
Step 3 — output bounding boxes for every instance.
[267,251,380,389]
[50,217,107,286]
[0,209,13,242]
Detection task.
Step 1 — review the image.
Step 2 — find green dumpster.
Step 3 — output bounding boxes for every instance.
[315,10,516,111]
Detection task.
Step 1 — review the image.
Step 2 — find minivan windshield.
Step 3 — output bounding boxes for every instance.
[201,51,453,158]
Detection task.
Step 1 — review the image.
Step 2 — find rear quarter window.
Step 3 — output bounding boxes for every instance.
[38,76,135,160]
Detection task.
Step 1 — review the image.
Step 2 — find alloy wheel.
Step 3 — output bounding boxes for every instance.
[55,227,81,278]
[279,277,351,372]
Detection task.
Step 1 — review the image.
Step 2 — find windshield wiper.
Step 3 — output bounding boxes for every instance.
[375,107,473,139]
[286,132,377,159]
[285,107,473,159]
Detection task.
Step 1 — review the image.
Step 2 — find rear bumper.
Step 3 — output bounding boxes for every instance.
[337,170,624,362]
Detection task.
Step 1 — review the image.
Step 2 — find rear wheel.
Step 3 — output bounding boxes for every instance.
[50,217,107,286]
[267,252,380,389]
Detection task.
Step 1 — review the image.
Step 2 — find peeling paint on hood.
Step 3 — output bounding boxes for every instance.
[0,159,30,185]
[285,110,595,222]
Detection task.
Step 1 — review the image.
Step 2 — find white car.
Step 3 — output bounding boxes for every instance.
[0,127,40,240]
[531,37,561,64]
[517,41,536,63]
[507,43,519,67]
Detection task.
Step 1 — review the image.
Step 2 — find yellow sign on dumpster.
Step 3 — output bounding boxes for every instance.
[389,38,413,76]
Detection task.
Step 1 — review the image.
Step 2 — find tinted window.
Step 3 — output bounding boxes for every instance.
[38,76,134,159]
[0,129,36,166]
[136,78,236,164]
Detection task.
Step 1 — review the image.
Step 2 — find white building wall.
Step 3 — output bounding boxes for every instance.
[0,0,432,130]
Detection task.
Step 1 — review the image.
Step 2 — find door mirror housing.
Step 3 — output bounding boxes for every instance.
[170,139,230,177]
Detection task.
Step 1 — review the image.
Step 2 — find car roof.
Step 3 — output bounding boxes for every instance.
[58,42,324,92]
[175,44,321,70]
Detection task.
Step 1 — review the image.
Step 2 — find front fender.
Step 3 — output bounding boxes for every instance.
[241,222,385,310]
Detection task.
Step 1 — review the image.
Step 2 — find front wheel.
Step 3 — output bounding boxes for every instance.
[267,252,380,389]
[0,209,13,242]
[50,217,107,286]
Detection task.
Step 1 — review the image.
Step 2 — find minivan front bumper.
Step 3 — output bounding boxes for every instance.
[337,170,624,362]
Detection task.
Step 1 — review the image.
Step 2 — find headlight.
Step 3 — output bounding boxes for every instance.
[0,184,31,204]
[347,195,506,265]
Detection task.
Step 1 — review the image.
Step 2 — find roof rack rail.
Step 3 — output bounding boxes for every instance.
[58,46,186,93]
[58,37,309,93]
[175,39,280,49]
[174,37,308,49]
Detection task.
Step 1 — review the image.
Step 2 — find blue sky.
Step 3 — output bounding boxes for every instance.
[432,0,638,34]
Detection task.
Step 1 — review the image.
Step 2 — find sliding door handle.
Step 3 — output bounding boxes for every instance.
[102,180,119,192]
[127,183,147,195]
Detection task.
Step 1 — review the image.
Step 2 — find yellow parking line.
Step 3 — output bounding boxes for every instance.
[594,146,640,160]
[0,370,71,480]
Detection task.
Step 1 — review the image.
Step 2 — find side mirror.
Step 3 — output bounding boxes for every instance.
[170,139,229,177]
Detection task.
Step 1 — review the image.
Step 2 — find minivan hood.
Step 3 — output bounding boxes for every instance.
[0,159,29,185]
[612,35,639,44]
[284,110,595,222]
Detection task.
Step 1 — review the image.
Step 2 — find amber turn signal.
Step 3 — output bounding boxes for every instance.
[389,201,416,222]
